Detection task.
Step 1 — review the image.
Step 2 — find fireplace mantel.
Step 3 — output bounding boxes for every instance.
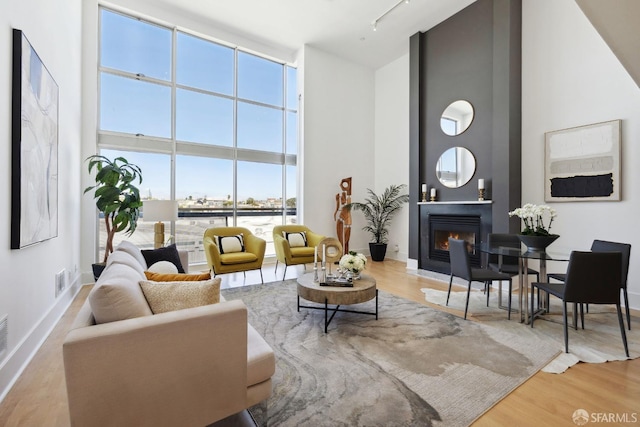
[417,201,493,205]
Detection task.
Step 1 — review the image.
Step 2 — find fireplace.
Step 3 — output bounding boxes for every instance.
[428,214,481,266]
[419,202,492,274]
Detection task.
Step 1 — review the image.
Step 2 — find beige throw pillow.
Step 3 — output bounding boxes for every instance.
[283,231,307,247]
[139,277,222,314]
[147,261,179,274]
[214,234,245,254]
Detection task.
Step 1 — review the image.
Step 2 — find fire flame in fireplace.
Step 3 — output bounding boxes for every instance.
[436,232,474,252]
[439,233,461,250]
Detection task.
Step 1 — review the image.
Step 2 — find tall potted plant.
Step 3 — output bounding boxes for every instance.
[84,155,143,276]
[349,184,409,261]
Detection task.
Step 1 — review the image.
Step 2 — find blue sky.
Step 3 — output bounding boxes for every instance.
[99,9,297,202]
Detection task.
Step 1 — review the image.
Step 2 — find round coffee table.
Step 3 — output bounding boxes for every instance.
[297,272,378,333]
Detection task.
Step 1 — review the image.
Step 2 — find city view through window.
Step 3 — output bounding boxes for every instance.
[98,8,298,265]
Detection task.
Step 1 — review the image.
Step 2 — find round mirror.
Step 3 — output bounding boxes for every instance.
[436,147,476,188]
[440,100,474,136]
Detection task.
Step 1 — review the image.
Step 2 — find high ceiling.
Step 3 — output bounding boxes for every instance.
[150,0,476,69]
[576,0,640,88]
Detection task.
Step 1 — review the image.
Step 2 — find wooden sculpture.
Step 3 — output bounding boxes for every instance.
[334,177,352,254]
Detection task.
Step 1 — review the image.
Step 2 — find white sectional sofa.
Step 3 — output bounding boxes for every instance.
[62,242,275,427]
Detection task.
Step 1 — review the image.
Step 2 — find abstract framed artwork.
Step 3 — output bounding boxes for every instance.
[11,29,59,249]
[544,119,621,203]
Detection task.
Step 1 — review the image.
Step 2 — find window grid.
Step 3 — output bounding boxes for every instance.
[97,7,298,262]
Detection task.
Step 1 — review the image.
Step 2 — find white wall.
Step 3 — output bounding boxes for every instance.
[522,0,640,309]
[0,0,83,400]
[301,46,376,254]
[374,53,410,261]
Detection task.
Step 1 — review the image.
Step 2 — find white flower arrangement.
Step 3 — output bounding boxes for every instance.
[339,251,367,274]
[508,203,558,236]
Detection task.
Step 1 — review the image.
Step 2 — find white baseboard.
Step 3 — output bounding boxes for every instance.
[0,276,83,403]
[627,290,639,313]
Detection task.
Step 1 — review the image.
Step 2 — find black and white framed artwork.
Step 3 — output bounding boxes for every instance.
[544,120,621,202]
[11,29,59,249]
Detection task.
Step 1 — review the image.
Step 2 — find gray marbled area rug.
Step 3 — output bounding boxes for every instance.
[222,280,560,427]
[422,287,639,374]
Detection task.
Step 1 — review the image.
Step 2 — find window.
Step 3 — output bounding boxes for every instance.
[237,102,283,152]
[98,8,298,264]
[176,32,233,95]
[176,89,233,146]
[237,52,283,106]
[440,117,457,136]
[100,10,171,81]
[100,73,171,137]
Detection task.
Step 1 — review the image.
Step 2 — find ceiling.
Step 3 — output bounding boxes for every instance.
[575,0,640,88]
[149,0,476,69]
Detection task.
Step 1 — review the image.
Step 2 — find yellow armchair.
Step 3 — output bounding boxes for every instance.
[204,227,266,283]
[273,225,326,278]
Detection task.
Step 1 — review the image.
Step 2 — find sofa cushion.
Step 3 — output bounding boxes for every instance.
[247,324,276,387]
[220,252,258,265]
[89,259,152,324]
[106,250,147,277]
[113,240,148,269]
[215,234,245,254]
[283,231,307,247]
[142,244,185,273]
[139,277,222,314]
[144,271,211,282]
[290,246,315,258]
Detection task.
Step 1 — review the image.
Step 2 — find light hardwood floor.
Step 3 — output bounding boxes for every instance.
[0,259,637,426]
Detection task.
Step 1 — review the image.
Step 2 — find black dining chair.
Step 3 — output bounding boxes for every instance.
[548,240,632,330]
[447,238,513,320]
[531,251,629,357]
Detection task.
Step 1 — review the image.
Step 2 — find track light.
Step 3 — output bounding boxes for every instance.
[372,0,410,31]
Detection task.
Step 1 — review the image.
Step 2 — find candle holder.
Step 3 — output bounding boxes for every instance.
[478,188,485,201]
[313,265,319,282]
[421,191,427,202]
[430,195,436,202]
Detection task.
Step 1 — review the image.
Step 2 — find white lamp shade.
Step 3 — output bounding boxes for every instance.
[143,200,178,222]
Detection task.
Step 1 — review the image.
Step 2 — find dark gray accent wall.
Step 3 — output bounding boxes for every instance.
[408,32,425,263]
[408,0,522,266]
[492,0,522,233]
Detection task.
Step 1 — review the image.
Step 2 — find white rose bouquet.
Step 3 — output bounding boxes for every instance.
[339,251,367,275]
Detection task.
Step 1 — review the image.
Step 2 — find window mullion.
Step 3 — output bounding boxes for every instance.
[282,64,287,224]
[232,47,239,227]
[170,28,178,239]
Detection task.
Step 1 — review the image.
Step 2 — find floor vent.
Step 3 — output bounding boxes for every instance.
[0,315,7,360]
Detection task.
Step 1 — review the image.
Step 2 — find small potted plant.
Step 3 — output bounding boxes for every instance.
[84,155,143,277]
[348,184,409,261]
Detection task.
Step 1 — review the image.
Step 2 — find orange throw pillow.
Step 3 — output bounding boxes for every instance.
[144,271,211,282]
